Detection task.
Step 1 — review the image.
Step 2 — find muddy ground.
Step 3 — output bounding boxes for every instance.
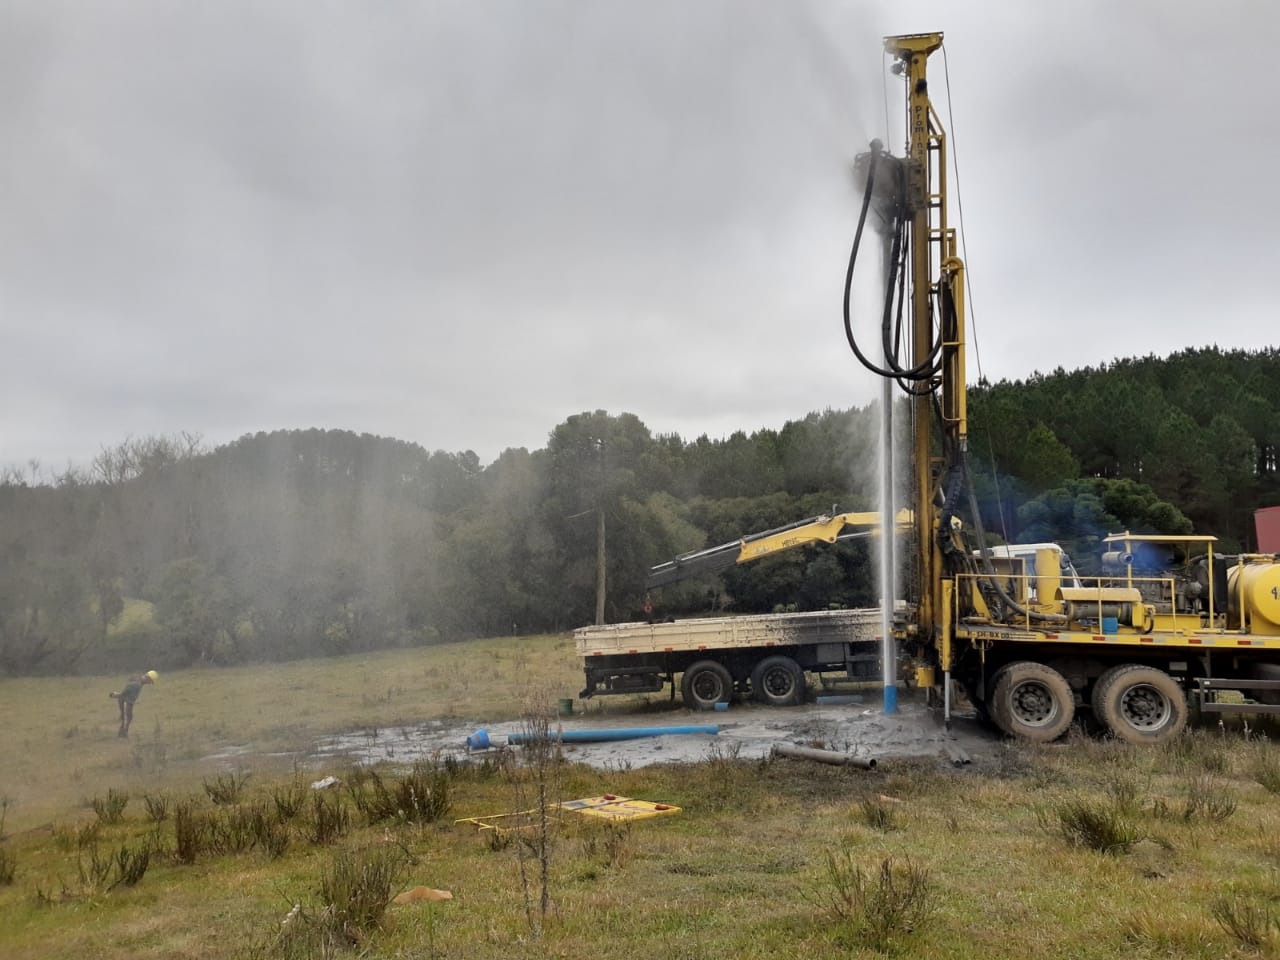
[308,692,997,773]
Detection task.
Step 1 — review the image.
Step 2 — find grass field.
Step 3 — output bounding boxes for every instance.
[4,637,1280,958]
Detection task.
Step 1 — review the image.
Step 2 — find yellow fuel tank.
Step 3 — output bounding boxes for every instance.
[1228,561,1280,635]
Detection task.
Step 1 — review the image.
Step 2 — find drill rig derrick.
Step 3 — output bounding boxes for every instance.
[847,34,1280,744]
[848,33,967,680]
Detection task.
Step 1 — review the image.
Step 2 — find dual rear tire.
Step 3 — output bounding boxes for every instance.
[680,655,807,710]
[989,661,1075,743]
[750,655,806,707]
[1091,664,1187,744]
[986,660,1188,745]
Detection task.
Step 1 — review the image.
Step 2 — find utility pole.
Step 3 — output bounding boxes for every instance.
[595,504,606,626]
[591,437,606,626]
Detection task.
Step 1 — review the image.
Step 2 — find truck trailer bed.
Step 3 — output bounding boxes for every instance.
[575,608,883,657]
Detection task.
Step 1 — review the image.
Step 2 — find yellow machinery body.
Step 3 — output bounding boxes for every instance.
[866,32,1280,742]
[1229,560,1280,634]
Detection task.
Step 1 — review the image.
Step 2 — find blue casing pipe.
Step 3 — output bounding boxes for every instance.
[507,725,719,745]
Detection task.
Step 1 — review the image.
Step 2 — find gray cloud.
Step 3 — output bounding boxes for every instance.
[2,1,1276,472]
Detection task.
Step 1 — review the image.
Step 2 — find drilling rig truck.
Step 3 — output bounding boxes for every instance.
[576,32,1280,745]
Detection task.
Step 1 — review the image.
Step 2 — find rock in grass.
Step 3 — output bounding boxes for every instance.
[393,886,453,904]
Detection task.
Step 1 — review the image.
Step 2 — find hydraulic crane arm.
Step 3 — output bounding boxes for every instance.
[646,509,914,589]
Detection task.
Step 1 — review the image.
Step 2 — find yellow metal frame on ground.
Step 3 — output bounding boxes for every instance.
[454,810,562,838]
[557,795,681,822]
[455,796,680,835]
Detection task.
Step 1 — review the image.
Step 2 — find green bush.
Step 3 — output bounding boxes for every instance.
[112,842,151,887]
[817,850,934,952]
[317,847,406,943]
[1252,753,1280,794]
[77,838,150,892]
[143,793,171,822]
[1056,799,1139,855]
[92,788,129,825]
[271,779,307,823]
[857,797,899,832]
[203,771,250,805]
[346,761,451,825]
[174,799,208,864]
[1180,776,1237,823]
[308,794,351,845]
[207,805,258,855]
[1212,892,1279,949]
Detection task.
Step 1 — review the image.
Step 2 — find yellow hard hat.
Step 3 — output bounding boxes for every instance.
[145,670,159,682]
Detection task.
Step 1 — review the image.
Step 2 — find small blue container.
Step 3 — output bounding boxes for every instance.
[466,729,491,750]
[1101,616,1119,635]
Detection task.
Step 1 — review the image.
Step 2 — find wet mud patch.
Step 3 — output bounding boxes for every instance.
[306,697,997,773]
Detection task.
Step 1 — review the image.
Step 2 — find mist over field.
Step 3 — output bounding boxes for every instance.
[1,343,1276,679]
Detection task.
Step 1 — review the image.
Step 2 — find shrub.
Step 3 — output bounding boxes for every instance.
[77,842,115,890]
[92,788,129,825]
[347,761,452,826]
[112,842,151,887]
[272,779,307,823]
[317,847,406,943]
[174,799,209,864]
[308,794,351,845]
[1159,730,1230,775]
[1056,799,1139,855]
[817,851,934,952]
[1212,893,1278,949]
[143,793,171,823]
[396,761,452,823]
[77,839,151,892]
[257,819,291,860]
[245,803,290,859]
[1181,776,1237,823]
[243,848,408,959]
[54,820,101,851]
[1103,773,1146,817]
[580,822,634,869]
[203,770,250,805]
[207,805,258,855]
[857,797,899,832]
[1252,752,1280,795]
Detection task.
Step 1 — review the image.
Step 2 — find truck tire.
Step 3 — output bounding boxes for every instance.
[989,661,1074,743]
[751,655,806,706]
[681,660,733,711]
[1091,664,1187,745]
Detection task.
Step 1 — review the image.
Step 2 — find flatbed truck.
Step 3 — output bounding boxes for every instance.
[576,607,884,710]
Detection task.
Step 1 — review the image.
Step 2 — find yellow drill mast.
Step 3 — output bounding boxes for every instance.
[881,33,967,653]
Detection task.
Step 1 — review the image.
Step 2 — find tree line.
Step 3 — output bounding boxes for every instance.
[2,346,1277,676]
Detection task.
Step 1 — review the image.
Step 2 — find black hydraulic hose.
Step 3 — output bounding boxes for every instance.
[894,285,938,396]
[843,150,944,388]
[843,152,909,381]
[880,218,942,384]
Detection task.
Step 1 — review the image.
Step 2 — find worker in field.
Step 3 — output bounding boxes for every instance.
[109,670,158,737]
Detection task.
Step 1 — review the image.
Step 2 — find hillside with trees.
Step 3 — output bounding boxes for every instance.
[2,346,1278,676]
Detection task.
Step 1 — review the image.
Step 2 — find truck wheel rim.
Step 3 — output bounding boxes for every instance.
[1119,684,1171,730]
[692,674,723,702]
[1010,680,1058,727]
[762,668,794,698]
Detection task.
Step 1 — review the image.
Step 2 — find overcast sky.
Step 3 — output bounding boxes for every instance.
[2,0,1276,474]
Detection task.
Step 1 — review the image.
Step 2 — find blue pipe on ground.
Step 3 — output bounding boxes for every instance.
[506,725,719,745]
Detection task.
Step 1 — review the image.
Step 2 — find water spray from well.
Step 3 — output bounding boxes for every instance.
[878,377,897,714]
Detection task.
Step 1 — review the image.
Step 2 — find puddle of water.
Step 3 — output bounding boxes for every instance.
[305,699,993,773]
